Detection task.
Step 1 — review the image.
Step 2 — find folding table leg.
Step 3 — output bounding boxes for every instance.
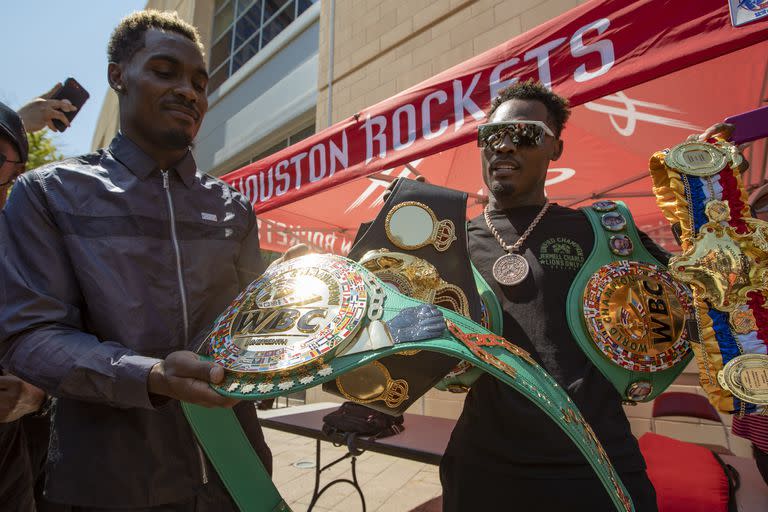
[307,438,367,512]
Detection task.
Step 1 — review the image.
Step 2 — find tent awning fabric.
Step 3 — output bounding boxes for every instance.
[222,0,768,254]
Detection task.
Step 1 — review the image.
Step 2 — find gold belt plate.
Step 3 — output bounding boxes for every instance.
[207,255,369,374]
[718,354,768,406]
[583,261,694,372]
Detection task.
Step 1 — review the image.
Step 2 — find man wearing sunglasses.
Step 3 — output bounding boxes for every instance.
[439,81,666,511]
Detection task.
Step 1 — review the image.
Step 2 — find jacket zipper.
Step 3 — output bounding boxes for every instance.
[161,170,190,345]
[161,171,207,485]
[196,443,209,484]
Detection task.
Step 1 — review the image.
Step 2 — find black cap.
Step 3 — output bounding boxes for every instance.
[0,101,28,163]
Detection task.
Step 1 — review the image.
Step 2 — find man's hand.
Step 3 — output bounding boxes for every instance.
[0,374,46,423]
[16,83,78,133]
[693,122,736,142]
[688,122,750,171]
[148,351,239,408]
[267,243,312,269]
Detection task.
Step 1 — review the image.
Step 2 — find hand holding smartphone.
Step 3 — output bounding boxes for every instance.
[50,78,89,132]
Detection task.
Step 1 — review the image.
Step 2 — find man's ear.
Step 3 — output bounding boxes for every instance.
[108,62,125,93]
[551,138,564,161]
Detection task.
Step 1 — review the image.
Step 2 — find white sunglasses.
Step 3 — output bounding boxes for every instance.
[477,120,555,148]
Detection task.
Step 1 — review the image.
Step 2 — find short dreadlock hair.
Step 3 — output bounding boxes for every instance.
[107,10,204,64]
[488,80,571,137]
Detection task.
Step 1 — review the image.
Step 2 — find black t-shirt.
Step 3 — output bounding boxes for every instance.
[444,203,670,477]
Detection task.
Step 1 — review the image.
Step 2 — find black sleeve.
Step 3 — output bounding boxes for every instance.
[638,229,672,266]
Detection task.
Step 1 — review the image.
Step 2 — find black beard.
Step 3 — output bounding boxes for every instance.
[491,181,515,196]
[159,129,192,150]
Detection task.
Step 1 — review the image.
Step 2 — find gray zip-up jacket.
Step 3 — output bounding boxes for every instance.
[0,134,270,507]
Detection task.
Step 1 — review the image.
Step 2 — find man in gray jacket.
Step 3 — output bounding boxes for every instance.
[0,11,272,510]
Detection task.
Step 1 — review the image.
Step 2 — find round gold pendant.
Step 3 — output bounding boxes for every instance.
[493,253,529,286]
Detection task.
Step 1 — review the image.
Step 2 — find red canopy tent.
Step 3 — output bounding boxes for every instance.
[222,0,768,254]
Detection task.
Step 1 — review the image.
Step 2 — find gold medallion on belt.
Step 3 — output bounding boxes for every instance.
[665,141,746,177]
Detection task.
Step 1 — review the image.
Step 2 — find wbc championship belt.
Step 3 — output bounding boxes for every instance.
[567,201,695,403]
[182,253,634,512]
[650,139,768,414]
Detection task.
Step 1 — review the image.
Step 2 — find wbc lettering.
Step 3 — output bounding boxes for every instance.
[235,307,329,340]
[642,279,674,347]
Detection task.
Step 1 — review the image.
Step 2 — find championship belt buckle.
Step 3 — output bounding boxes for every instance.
[569,201,694,403]
[583,261,694,374]
[206,254,449,396]
[324,179,488,410]
[207,254,373,376]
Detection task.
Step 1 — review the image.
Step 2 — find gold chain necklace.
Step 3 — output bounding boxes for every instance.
[483,201,551,286]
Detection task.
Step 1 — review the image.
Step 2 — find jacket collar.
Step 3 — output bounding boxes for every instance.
[108,133,197,188]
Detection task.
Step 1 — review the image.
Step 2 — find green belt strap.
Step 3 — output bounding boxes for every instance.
[183,403,290,511]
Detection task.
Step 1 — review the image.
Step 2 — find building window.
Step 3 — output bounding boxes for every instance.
[224,123,316,175]
[209,0,317,92]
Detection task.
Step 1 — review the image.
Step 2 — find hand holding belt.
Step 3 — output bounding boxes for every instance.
[183,254,634,512]
[649,139,768,414]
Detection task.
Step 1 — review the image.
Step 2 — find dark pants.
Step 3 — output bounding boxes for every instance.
[0,414,57,512]
[754,445,768,485]
[440,456,658,512]
[0,421,36,512]
[60,466,239,512]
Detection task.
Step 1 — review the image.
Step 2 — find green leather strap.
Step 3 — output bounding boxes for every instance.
[185,263,634,512]
[182,404,290,512]
[566,201,692,402]
[473,262,503,335]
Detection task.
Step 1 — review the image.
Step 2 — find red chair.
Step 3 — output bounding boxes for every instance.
[651,392,733,455]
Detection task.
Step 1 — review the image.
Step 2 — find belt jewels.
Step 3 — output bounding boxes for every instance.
[650,139,768,414]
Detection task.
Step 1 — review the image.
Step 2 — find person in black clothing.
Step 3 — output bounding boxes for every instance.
[0,99,45,512]
[1,93,78,512]
[439,81,662,511]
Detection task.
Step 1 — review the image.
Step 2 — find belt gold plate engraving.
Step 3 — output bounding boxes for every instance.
[718,354,768,406]
[583,261,694,372]
[359,250,470,317]
[665,141,728,177]
[670,206,768,313]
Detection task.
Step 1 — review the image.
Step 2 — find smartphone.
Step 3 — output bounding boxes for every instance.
[51,77,89,132]
[724,105,768,145]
